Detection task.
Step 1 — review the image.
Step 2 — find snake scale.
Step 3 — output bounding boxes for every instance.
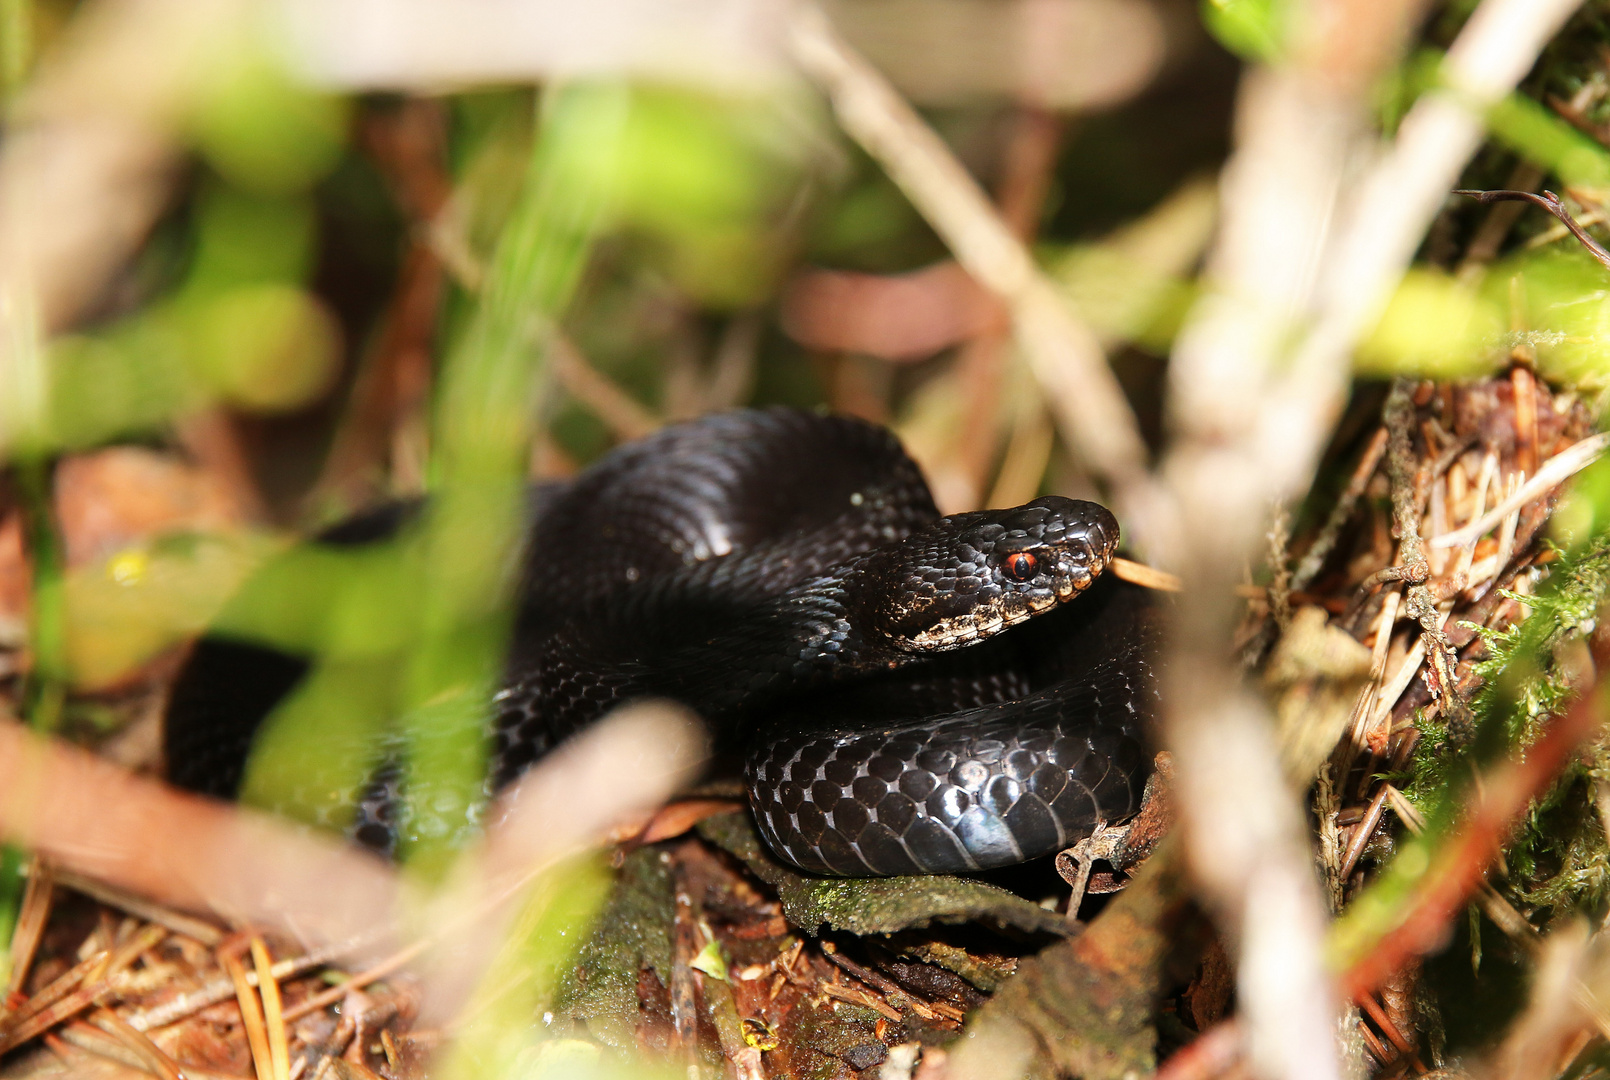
[165,408,1159,876]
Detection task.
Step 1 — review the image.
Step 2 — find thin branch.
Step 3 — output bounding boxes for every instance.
[550,334,661,442]
[1290,426,1389,593]
[1431,430,1610,549]
[783,0,1151,500]
[1454,188,1610,271]
[1112,557,1182,592]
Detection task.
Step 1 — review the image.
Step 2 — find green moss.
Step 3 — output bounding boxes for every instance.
[551,847,676,1051]
[1405,529,1610,920]
[696,811,1068,939]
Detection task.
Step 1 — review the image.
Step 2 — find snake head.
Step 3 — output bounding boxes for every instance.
[859,495,1119,654]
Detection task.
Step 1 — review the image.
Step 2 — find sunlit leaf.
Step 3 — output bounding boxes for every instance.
[187,284,342,412]
[64,530,280,688]
[211,538,424,658]
[1552,456,1610,550]
[238,655,403,832]
[1200,0,1289,62]
[187,34,349,194]
[1357,268,1505,378]
[1504,247,1610,385]
[1487,93,1610,194]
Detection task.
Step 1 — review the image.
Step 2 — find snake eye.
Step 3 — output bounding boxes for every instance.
[1003,552,1038,582]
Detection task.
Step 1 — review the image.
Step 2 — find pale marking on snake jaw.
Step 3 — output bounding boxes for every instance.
[905,589,1072,650]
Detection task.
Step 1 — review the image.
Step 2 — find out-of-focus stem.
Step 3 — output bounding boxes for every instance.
[400,83,627,874]
[1158,1,1581,1076]
[785,1,1151,505]
[954,106,1063,511]
[0,0,31,102]
[15,458,64,734]
[0,454,64,989]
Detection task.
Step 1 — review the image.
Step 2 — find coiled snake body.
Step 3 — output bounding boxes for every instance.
[166,409,1158,876]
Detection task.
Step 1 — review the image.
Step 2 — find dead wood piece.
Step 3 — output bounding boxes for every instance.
[1182,936,1234,1033]
[949,842,1201,1080]
[820,981,902,1023]
[1370,380,1474,743]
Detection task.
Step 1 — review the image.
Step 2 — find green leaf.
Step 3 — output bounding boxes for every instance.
[187,36,349,195]
[1486,93,1610,192]
[690,937,729,980]
[1200,0,1289,62]
[1356,268,1505,378]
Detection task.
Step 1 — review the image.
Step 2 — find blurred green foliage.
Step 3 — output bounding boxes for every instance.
[15,0,1610,1067]
[0,0,32,101]
[613,89,811,306]
[1357,268,1502,379]
[436,856,624,1080]
[235,84,632,874]
[1199,0,1289,62]
[47,182,336,448]
[1486,94,1610,192]
[186,33,350,195]
[1360,246,1610,384]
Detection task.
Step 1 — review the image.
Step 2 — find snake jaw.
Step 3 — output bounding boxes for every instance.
[1052,570,1085,602]
[1051,545,1107,601]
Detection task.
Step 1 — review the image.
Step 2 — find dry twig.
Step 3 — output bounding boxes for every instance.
[783,0,1151,501]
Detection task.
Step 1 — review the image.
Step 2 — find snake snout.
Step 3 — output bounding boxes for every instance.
[1044,502,1120,601]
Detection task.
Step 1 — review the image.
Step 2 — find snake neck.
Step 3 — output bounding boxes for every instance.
[509,557,923,740]
[641,561,921,713]
[509,494,1118,735]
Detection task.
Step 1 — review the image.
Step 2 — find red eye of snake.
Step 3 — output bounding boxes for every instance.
[1003,552,1038,581]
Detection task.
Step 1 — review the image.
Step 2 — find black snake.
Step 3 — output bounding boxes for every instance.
[165,409,1158,875]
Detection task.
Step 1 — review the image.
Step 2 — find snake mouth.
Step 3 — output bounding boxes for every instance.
[905,597,1046,650]
[1053,565,1095,602]
[1051,533,1115,601]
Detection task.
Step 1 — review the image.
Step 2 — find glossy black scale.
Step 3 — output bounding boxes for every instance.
[164,408,1159,874]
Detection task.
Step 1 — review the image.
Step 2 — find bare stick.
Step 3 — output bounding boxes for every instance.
[1454,188,1610,271]
[1291,427,1389,593]
[1432,431,1610,548]
[783,1,1150,499]
[1112,557,1182,592]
